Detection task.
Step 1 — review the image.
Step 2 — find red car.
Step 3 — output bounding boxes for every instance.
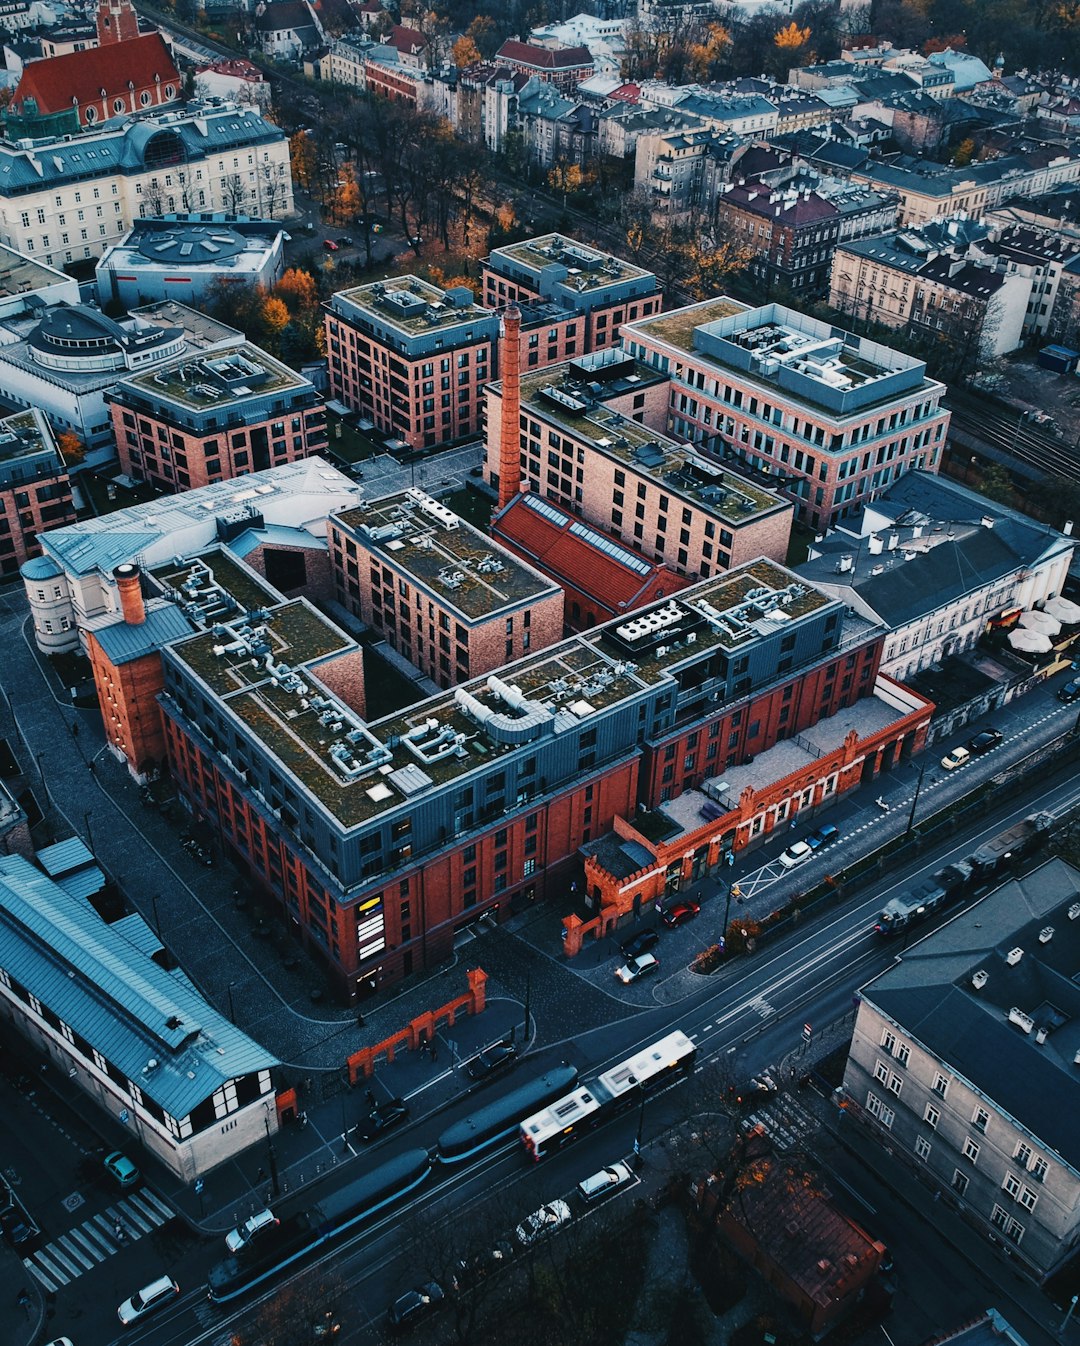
[323,239,339,252]
[662,900,700,928]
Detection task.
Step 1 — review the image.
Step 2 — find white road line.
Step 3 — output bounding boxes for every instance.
[69,1226,106,1262]
[83,1219,115,1254]
[24,1258,59,1291]
[130,1192,167,1226]
[116,1202,152,1235]
[45,1243,81,1277]
[138,1189,174,1221]
[33,1249,71,1284]
[57,1232,94,1270]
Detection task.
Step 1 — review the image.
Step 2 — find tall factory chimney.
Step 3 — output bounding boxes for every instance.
[498,304,523,511]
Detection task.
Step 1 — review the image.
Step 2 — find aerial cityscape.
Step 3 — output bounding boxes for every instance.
[1,0,1080,1343]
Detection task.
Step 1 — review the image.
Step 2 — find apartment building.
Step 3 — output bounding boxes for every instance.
[0,407,73,578]
[324,278,499,451]
[843,856,1080,1283]
[716,173,897,297]
[481,234,661,358]
[0,102,293,270]
[328,489,564,687]
[621,298,951,532]
[493,39,593,95]
[484,344,793,579]
[109,344,327,493]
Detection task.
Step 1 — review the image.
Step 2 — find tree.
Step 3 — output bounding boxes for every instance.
[56,429,85,466]
[289,130,317,193]
[275,267,320,316]
[223,173,247,216]
[330,161,361,225]
[231,1268,347,1346]
[952,137,975,166]
[686,21,731,80]
[977,463,1017,506]
[684,236,755,300]
[260,295,290,353]
[465,14,498,58]
[452,33,482,67]
[773,20,812,72]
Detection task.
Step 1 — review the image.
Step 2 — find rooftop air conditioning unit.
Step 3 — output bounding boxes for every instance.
[1005,947,1023,966]
[971,969,988,990]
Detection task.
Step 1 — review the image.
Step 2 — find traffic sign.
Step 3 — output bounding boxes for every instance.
[802,1023,813,1043]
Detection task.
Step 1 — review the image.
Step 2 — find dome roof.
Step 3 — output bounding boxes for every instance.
[21,554,62,580]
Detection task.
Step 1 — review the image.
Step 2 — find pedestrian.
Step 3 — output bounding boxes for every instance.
[430,1043,438,1063]
[87,760,95,773]
[256,1166,267,1183]
[365,1089,375,1108]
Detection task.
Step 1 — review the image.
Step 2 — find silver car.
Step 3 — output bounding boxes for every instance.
[515,1199,571,1246]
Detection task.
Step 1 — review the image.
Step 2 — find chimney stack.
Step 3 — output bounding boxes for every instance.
[114,563,146,626]
[498,304,523,511]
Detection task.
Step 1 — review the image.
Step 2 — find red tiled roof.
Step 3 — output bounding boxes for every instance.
[495,39,593,70]
[13,33,178,117]
[195,57,265,82]
[724,181,838,226]
[492,493,688,616]
[390,22,424,52]
[610,82,640,102]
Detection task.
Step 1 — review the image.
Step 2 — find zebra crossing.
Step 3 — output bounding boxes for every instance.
[23,1188,174,1292]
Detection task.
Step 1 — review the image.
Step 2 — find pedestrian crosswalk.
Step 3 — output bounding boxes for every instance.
[23,1188,174,1292]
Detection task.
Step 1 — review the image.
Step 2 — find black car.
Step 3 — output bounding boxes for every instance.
[967,729,1003,754]
[356,1098,409,1142]
[449,1241,514,1294]
[388,1281,444,1332]
[621,928,659,959]
[336,235,353,246]
[1058,678,1080,704]
[466,1041,518,1081]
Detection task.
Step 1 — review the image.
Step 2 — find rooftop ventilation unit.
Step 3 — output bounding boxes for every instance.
[1038,926,1054,944]
[1007,1007,1034,1033]
[1005,947,1024,966]
[971,969,988,990]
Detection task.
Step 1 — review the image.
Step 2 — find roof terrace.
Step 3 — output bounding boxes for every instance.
[328,276,498,349]
[517,355,783,524]
[335,489,558,619]
[121,344,309,412]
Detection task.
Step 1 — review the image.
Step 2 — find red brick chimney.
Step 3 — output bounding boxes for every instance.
[114,563,145,626]
[498,304,522,511]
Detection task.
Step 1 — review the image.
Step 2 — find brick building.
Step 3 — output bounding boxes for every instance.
[621,298,950,533]
[328,489,564,687]
[491,490,689,631]
[0,407,74,579]
[493,39,593,95]
[481,234,662,361]
[324,278,499,451]
[483,345,794,581]
[108,343,327,492]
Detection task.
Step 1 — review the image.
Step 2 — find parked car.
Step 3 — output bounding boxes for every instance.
[577,1161,634,1202]
[620,928,659,959]
[661,900,700,928]
[1,1206,37,1247]
[941,745,971,771]
[466,1041,518,1081]
[335,235,353,246]
[225,1208,278,1253]
[356,1098,409,1142]
[806,822,839,850]
[967,729,1003,754]
[1058,677,1080,703]
[515,1199,571,1246]
[103,1151,140,1188]
[449,1241,514,1294]
[778,840,814,870]
[322,239,339,252]
[117,1275,179,1326]
[388,1281,444,1332]
[614,952,659,984]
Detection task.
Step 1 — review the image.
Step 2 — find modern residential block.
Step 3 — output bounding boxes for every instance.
[328,489,565,687]
[0,406,73,578]
[622,298,950,532]
[109,342,328,492]
[324,278,499,451]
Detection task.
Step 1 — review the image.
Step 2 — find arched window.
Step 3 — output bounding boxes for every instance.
[85,105,97,123]
[113,98,125,113]
[139,90,151,107]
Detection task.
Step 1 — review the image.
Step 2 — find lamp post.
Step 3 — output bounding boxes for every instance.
[150,894,162,939]
[263,1111,280,1196]
[226,982,237,1025]
[522,973,531,1042]
[633,1081,646,1164]
[35,752,53,814]
[82,809,96,854]
[905,762,927,838]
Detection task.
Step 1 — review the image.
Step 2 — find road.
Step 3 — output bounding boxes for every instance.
[52,766,1079,1346]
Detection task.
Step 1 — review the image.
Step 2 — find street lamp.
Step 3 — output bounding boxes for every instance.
[82,809,96,854]
[35,752,53,814]
[226,982,237,1025]
[905,762,927,837]
[522,973,531,1042]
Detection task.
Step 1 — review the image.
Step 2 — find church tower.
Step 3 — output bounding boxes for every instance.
[96,0,139,46]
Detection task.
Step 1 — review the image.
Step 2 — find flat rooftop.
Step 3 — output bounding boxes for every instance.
[335,490,559,619]
[109,220,283,272]
[517,355,784,524]
[0,243,70,298]
[167,557,838,829]
[489,233,657,292]
[129,300,242,351]
[0,408,55,465]
[121,344,310,412]
[151,550,280,620]
[628,300,936,417]
[329,276,496,340]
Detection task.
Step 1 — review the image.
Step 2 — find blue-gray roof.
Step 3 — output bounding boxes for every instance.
[36,836,95,877]
[89,601,194,665]
[229,524,329,558]
[0,853,278,1120]
[19,555,62,581]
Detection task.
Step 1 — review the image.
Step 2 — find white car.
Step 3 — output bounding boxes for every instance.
[614,952,659,984]
[778,840,813,870]
[225,1207,278,1253]
[117,1275,179,1326]
[941,746,971,771]
[515,1199,571,1246]
[578,1161,634,1202]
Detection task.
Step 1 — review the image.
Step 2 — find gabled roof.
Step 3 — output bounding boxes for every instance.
[12,33,178,116]
[254,0,314,32]
[495,39,593,70]
[86,599,194,665]
[492,491,688,616]
[389,22,424,53]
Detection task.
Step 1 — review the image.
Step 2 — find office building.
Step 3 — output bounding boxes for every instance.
[109,342,327,492]
[621,298,951,532]
[0,406,73,578]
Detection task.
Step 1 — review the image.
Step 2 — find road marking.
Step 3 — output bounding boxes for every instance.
[24,1256,63,1291]
[57,1233,94,1270]
[46,1243,81,1277]
[68,1226,106,1262]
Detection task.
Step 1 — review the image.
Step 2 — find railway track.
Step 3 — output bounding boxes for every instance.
[945,396,1080,481]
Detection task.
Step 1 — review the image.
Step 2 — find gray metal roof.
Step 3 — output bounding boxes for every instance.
[0,854,277,1119]
[89,601,194,665]
[862,857,1080,1172]
[36,836,94,877]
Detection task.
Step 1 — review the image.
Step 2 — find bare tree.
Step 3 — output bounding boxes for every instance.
[222,172,248,216]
